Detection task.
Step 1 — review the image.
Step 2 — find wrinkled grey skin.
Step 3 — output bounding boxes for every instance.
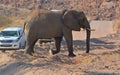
[24,9,91,57]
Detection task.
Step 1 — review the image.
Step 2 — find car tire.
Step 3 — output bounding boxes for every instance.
[23,41,26,49]
[19,43,22,49]
[1,50,6,52]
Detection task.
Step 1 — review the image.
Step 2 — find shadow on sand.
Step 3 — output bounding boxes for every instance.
[85,71,118,75]
[61,38,116,51]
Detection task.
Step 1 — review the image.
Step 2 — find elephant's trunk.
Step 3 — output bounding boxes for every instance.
[86,27,91,53]
[82,17,91,53]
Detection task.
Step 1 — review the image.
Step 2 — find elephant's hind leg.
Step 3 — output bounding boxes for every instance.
[51,37,62,55]
[26,45,33,56]
[26,39,37,56]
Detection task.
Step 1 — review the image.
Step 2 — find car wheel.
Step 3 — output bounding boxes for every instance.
[23,41,26,49]
[1,50,6,52]
[19,43,22,49]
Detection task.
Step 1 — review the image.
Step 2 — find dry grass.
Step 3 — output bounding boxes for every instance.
[0,15,25,30]
[10,16,25,27]
[0,4,30,30]
[0,17,11,30]
[0,15,12,28]
[113,19,120,33]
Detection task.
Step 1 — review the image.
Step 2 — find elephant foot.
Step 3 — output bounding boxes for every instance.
[50,50,60,55]
[25,51,34,56]
[86,50,89,53]
[68,53,76,57]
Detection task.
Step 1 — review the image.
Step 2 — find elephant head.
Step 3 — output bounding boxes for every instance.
[62,10,91,53]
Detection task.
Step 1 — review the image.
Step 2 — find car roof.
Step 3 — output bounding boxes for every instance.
[2,27,23,31]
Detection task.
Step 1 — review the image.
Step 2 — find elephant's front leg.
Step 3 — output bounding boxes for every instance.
[52,37,62,55]
[63,28,76,57]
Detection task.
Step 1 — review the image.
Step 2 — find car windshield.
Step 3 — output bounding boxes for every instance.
[0,31,18,37]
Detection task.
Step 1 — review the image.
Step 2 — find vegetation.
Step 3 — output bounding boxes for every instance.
[1,0,120,20]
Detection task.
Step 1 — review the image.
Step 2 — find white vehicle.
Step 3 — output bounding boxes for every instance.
[0,27,26,50]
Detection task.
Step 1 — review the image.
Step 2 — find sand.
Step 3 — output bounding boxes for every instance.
[0,33,120,75]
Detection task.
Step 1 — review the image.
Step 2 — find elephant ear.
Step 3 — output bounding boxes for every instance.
[62,10,80,31]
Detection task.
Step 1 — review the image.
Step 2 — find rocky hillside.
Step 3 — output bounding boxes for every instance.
[0,0,120,20]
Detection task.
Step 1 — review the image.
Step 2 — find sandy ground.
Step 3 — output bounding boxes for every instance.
[0,33,120,75]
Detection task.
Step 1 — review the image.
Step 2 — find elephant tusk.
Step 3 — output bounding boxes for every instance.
[80,28,84,31]
[62,10,68,19]
[87,28,95,31]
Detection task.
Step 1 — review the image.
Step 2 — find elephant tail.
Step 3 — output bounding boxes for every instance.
[23,22,27,32]
[21,22,27,37]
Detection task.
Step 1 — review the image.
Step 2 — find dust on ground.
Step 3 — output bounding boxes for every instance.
[0,34,120,75]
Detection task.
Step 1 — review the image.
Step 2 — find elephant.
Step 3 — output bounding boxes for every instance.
[24,9,91,57]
